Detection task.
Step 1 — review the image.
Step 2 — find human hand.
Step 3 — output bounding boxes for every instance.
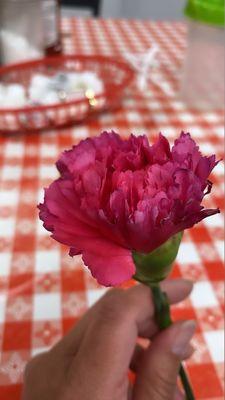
[23,279,195,400]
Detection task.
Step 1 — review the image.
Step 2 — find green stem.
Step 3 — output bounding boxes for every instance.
[179,365,195,400]
[150,283,195,400]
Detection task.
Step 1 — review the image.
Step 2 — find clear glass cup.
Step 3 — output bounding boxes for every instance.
[180,19,224,110]
[0,0,44,65]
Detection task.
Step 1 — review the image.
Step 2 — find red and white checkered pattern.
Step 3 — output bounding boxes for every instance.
[0,18,224,400]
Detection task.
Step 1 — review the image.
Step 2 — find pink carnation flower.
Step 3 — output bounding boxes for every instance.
[39,132,219,286]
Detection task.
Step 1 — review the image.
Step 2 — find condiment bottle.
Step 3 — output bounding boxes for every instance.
[180,0,224,110]
[0,0,62,65]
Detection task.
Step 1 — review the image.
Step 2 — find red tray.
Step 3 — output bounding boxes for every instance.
[0,55,134,133]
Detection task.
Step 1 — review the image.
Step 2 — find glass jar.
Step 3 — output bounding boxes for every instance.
[180,0,224,110]
[0,0,62,65]
[0,0,44,65]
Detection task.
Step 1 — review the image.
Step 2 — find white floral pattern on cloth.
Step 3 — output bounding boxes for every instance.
[197,244,222,262]
[20,190,37,205]
[0,352,26,384]
[35,273,60,293]
[179,263,209,281]
[6,297,32,322]
[32,321,62,348]
[11,254,34,273]
[187,334,212,365]
[16,220,36,236]
[62,293,87,318]
[196,308,224,331]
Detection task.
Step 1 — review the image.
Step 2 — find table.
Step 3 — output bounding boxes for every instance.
[0,18,224,400]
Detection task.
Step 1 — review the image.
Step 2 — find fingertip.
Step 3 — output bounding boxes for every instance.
[182,279,194,291]
[174,387,185,400]
[182,343,196,360]
[161,278,194,305]
[177,279,194,297]
[162,278,194,292]
[147,320,196,360]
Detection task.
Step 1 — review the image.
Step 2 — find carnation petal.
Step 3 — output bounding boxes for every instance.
[178,207,220,230]
[195,155,217,185]
[82,245,135,286]
[172,131,201,170]
[150,133,171,164]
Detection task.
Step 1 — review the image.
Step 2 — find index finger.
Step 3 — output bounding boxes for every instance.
[63,280,192,353]
[55,279,193,357]
[67,280,193,394]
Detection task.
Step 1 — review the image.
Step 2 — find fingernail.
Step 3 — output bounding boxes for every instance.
[175,387,185,400]
[172,321,196,358]
[182,343,196,360]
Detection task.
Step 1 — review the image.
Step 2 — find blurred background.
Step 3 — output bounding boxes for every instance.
[0,0,223,113]
[61,0,185,19]
[0,1,224,399]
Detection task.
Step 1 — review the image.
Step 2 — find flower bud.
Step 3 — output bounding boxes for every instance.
[132,232,183,284]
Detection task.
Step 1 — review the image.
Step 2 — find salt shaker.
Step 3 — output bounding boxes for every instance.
[0,0,44,64]
[180,0,224,110]
[0,0,61,65]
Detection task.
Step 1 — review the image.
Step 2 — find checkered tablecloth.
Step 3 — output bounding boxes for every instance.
[0,18,224,400]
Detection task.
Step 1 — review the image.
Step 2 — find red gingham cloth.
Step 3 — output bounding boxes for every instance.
[0,18,224,399]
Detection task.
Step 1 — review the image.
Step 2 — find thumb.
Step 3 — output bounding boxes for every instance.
[132,320,196,400]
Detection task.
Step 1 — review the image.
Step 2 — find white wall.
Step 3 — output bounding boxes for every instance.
[101,0,122,18]
[101,0,186,20]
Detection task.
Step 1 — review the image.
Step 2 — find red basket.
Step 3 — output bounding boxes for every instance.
[0,55,134,133]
